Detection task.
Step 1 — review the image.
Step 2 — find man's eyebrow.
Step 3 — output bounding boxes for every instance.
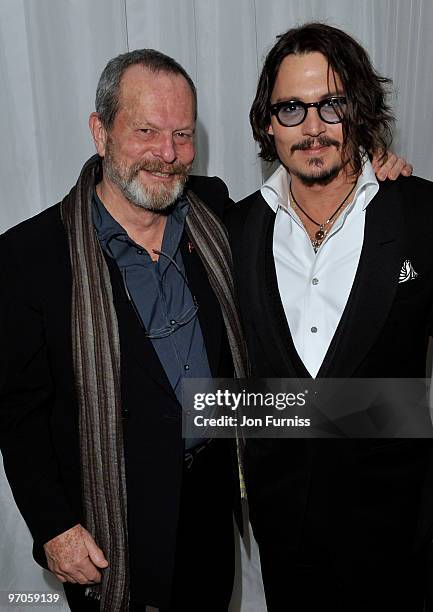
[319,91,345,100]
[175,126,196,132]
[272,92,345,104]
[272,96,301,103]
[131,119,195,132]
[131,118,157,129]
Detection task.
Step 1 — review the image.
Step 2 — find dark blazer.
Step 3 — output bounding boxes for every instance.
[227,176,433,587]
[0,175,236,605]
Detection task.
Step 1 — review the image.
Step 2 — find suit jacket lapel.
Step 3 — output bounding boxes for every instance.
[180,232,222,376]
[241,193,309,377]
[104,254,176,399]
[318,181,405,377]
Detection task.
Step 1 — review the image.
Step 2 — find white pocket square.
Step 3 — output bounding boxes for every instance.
[399,259,418,283]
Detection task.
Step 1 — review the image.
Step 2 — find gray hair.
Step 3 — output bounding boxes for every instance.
[95,49,197,129]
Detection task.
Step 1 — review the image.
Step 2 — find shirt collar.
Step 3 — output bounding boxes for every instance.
[92,190,189,262]
[261,156,379,214]
[92,190,127,249]
[261,164,290,213]
[354,157,379,210]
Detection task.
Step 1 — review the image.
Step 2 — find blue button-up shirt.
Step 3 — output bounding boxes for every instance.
[93,192,211,447]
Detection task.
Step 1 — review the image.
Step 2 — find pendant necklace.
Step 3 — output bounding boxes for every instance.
[289,182,357,251]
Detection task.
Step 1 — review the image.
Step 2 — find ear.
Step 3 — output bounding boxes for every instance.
[89,112,108,157]
[267,121,274,136]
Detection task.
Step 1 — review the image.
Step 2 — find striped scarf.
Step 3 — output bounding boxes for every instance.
[61,155,249,611]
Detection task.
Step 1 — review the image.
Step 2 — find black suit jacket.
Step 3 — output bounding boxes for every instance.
[227,175,433,571]
[0,174,236,604]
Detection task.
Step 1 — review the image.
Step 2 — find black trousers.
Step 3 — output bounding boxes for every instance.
[256,553,429,612]
[64,439,235,611]
[246,439,433,612]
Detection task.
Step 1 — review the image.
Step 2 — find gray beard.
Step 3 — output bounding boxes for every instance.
[104,161,188,212]
[112,169,187,211]
[102,138,190,212]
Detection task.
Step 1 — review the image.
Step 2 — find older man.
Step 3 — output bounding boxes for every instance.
[229,23,433,612]
[0,50,248,612]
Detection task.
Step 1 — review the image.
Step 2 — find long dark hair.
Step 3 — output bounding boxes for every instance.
[250,23,394,175]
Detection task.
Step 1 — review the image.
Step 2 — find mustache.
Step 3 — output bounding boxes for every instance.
[130,159,190,178]
[291,137,341,153]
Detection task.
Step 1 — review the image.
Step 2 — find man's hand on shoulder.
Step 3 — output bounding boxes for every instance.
[372,150,413,181]
[44,523,108,585]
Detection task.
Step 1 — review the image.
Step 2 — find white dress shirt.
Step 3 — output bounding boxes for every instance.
[261,160,379,377]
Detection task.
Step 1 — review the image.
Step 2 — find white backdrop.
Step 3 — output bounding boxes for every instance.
[1,1,433,611]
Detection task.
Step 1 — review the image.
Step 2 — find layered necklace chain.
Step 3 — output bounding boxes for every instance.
[289,182,357,252]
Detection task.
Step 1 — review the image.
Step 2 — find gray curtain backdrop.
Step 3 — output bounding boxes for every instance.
[1,1,432,610]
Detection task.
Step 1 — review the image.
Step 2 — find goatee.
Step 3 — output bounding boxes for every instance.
[291,161,343,187]
[290,136,343,186]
